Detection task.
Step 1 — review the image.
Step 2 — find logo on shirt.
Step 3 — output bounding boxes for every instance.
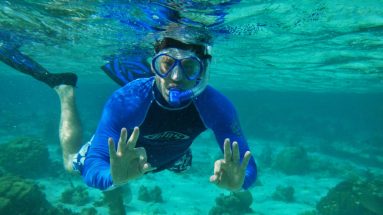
[143,131,190,141]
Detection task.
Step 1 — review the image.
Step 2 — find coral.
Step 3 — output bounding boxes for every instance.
[0,174,47,214]
[54,205,80,215]
[141,206,167,215]
[102,186,126,215]
[273,146,310,175]
[0,137,51,178]
[138,186,150,202]
[0,174,77,215]
[151,186,163,202]
[60,185,90,206]
[138,185,163,203]
[317,177,383,215]
[209,190,253,215]
[80,207,98,215]
[272,185,295,202]
[99,185,135,215]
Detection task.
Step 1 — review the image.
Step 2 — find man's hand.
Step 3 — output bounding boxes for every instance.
[108,127,154,185]
[210,138,252,191]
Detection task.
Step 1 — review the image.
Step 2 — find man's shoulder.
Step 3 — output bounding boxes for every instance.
[194,86,238,128]
[119,77,154,94]
[195,85,236,115]
[112,77,153,97]
[108,77,154,107]
[197,85,231,105]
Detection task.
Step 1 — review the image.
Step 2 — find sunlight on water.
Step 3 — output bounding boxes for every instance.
[1,0,382,92]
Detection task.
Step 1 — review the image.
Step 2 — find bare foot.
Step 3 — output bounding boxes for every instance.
[54,85,75,104]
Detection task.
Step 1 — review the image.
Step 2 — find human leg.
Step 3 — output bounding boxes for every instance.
[54,85,83,172]
[0,45,82,171]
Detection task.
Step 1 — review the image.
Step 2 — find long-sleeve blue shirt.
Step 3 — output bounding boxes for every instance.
[82,77,257,190]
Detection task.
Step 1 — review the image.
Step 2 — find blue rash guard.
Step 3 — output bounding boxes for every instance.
[82,77,257,190]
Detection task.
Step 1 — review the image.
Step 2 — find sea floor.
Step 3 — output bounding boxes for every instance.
[1,103,382,215]
[17,132,383,215]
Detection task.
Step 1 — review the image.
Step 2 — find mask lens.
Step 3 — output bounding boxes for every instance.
[152,51,203,80]
[181,58,201,79]
[154,55,176,77]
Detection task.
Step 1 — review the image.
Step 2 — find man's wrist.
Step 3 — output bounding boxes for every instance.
[105,180,129,191]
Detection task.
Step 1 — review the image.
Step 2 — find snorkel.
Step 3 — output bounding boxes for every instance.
[168,63,210,106]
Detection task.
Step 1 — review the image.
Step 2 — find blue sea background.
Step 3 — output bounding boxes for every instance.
[0,1,382,214]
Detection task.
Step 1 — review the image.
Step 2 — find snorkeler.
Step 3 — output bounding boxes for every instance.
[0,24,257,192]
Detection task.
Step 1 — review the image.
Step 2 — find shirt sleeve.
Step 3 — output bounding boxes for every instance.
[195,86,257,189]
[82,78,153,190]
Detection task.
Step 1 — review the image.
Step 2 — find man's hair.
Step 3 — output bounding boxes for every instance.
[153,24,213,60]
[154,37,211,60]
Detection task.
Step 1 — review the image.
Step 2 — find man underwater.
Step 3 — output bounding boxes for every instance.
[0,25,257,192]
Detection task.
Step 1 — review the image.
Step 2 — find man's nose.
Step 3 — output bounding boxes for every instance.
[170,64,184,81]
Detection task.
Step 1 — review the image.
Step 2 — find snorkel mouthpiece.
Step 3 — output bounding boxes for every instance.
[168,68,209,107]
[169,88,193,106]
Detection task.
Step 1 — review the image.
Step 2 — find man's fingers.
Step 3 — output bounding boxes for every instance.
[214,159,223,175]
[210,170,223,185]
[108,138,117,159]
[210,175,219,184]
[127,127,140,150]
[241,151,252,170]
[232,141,240,163]
[135,147,148,163]
[117,128,128,153]
[142,163,156,173]
[223,138,231,162]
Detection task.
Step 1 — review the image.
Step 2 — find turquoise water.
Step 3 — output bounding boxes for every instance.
[1,1,383,215]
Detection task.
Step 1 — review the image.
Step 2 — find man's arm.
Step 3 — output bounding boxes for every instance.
[210,121,257,190]
[82,96,124,190]
[195,86,257,190]
[82,79,153,190]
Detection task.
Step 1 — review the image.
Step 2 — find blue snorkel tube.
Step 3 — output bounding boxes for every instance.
[169,88,192,106]
[168,68,209,106]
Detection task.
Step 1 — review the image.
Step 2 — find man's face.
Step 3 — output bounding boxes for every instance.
[152,48,205,103]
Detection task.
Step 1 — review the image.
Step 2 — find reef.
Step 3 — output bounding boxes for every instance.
[79,207,98,215]
[0,174,77,215]
[273,146,310,175]
[316,177,383,215]
[0,137,51,178]
[209,190,253,215]
[138,185,163,203]
[272,185,295,202]
[101,186,127,215]
[61,185,90,206]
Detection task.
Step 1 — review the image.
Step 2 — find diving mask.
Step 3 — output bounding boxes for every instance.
[152,48,203,80]
[152,48,209,106]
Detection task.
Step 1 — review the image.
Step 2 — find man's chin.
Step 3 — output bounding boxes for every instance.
[164,90,170,99]
[162,91,170,103]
